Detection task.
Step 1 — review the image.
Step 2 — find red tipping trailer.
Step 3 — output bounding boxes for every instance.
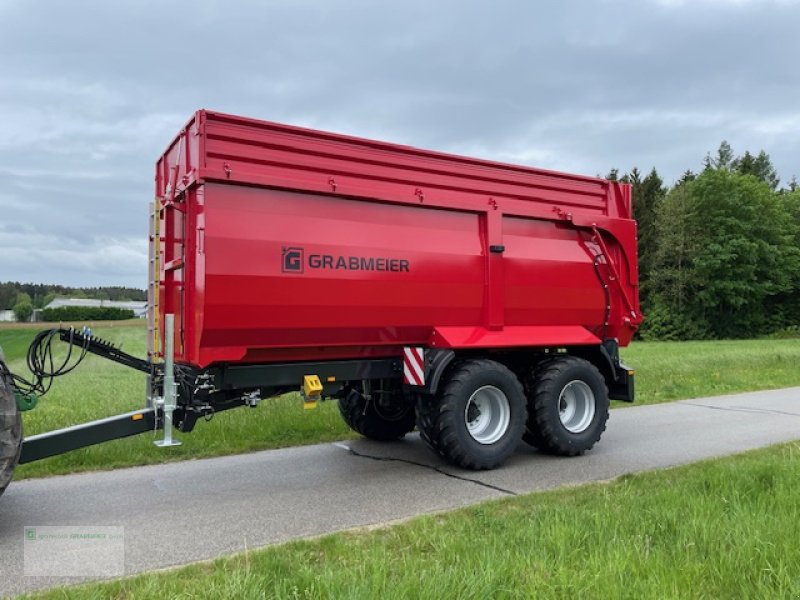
[0,110,643,501]
[154,110,639,363]
[149,109,641,469]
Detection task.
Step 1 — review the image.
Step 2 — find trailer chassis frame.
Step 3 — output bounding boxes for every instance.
[14,323,632,465]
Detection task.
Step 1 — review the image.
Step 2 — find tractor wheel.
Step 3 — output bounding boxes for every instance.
[421,359,526,470]
[524,356,609,456]
[0,365,22,499]
[338,384,416,441]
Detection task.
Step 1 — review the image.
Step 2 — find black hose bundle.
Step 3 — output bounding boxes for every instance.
[1,328,91,397]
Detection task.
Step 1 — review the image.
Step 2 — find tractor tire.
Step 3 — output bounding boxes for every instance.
[422,359,526,470]
[524,356,609,456]
[338,387,416,441]
[0,365,22,499]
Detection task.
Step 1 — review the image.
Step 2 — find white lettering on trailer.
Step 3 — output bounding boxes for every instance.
[403,347,425,386]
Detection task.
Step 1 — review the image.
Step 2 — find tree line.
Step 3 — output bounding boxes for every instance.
[609,142,800,340]
[0,283,146,322]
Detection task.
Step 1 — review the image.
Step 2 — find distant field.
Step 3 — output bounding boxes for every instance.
[0,320,143,367]
[0,318,145,330]
[1,323,798,479]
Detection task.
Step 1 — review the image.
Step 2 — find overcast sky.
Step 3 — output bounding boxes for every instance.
[1,0,798,288]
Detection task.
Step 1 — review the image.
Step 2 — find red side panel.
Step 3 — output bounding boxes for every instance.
[197,185,484,366]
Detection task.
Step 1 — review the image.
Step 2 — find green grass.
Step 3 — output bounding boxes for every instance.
[0,327,45,362]
[1,324,799,480]
[618,338,800,406]
[23,441,800,599]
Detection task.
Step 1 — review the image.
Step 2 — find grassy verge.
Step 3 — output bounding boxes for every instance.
[617,337,800,406]
[1,324,799,479]
[24,441,800,599]
[0,319,144,331]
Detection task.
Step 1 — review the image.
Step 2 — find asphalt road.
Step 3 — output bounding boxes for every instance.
[1,387,799,597]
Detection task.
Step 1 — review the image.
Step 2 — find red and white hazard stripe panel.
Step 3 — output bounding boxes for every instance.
[403,347,425,386]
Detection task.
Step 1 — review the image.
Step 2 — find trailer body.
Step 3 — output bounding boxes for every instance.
[152,110,640,371]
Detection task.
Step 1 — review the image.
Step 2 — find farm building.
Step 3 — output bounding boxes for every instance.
[43,298,147,318]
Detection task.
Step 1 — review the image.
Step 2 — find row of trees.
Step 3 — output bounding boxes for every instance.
[40,306,135,322]
[0,283,146,311]
[610,142,800,340]
[0,283,146,323]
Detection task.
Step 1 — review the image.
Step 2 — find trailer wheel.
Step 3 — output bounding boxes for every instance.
[422,360,526,470]
[0,366,22,499]
[337,385,416,441]
[415,394,445,457]
[524,356,609,456]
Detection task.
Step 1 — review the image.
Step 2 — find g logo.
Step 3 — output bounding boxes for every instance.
[282,247,304,273]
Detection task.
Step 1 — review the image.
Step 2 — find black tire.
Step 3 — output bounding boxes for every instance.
[421,359,526,470]
[521,359,552,450]
[337,386,416,441]
[415,393,445,457]
[524,356,609,456]
[0,365,22,499]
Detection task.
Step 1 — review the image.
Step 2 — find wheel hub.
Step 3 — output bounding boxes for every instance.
[464,385,511,445]
[558,380,596,433]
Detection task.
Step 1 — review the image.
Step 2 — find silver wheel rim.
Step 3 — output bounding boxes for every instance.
[464,385,511,445]
[558,380,596,433]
